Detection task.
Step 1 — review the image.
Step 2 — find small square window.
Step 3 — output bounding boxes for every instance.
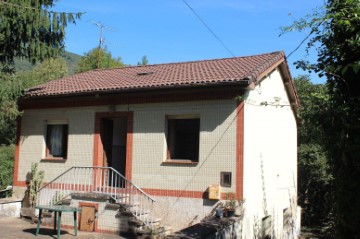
[166,116,200,162]
[46,124,68,159]
[220,172,232,187]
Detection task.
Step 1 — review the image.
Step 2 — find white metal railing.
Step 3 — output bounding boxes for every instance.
[36,166,156,226]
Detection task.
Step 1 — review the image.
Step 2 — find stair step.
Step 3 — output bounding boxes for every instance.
[115,200,139,206]
[129,218,145,227]
[105,202,138,210]
[58,199,71,205]
[104,203,120,210]
[137,225,172,237]
[129,209,150,215]
[117,209,150,217]
[140,216,161,224]
[71,192,110,201]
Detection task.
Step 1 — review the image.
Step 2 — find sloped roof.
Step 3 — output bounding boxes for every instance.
[24,51,286,98]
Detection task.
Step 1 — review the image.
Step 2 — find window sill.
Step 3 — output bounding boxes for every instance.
[41,157,67,162]
[162,160,198,166]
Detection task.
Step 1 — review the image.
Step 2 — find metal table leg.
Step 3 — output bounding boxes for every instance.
[35,209,42,236]
[57,211,62,238]
[53,211,57,232]
[73,211,78,236]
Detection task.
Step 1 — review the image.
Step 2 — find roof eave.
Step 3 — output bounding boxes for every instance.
[20,79,251,101]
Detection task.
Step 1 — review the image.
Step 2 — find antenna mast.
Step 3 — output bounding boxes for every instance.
[91,21,115,69]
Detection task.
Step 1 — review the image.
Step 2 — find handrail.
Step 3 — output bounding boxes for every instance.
[37,167,73,192]
[36,166,157,227]
[97,166,156,202]
[37,166,156,202]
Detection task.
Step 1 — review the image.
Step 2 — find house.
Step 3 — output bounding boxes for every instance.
[13,51,300,238]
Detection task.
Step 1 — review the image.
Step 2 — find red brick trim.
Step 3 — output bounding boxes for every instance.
[13,117,23,187]
[19,88,243,110]
[143,188,229,200]
[93,112,133,180]
[78,202,99,232]
[144,188,204,198]
[125,112,133,180]
[93,116,102,168]
[236,101,245,200]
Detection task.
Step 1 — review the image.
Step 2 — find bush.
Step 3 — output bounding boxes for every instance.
[0,145,15,190]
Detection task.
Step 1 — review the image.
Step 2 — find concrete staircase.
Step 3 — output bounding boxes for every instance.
[36,167,172,237]
[54,193,172,237]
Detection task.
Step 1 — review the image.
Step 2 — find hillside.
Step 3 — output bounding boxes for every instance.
[14,51,82,74]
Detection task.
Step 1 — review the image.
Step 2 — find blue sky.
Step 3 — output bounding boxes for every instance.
[52,0,325,83]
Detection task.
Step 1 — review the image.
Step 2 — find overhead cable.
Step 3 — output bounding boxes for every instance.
[182,0,236,57]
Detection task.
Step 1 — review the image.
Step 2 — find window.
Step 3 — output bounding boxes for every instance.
[166,116,200,162]
[45,124,68,159]
[220,172,232,187]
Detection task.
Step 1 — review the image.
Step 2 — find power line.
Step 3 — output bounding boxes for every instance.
[286,13,324,59]
[181,0,236,57]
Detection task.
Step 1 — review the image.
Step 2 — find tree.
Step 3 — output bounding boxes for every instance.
[0,0,79,192]
[0,0,81,70]
[0,74,22,144]
[76,47,125,73]
[0,58,68,145]
[23,57,68,86]
[137,55,149,66]
[294,76,334,238]
[283,1,360,238]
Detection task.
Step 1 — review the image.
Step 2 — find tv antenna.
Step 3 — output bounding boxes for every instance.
[91,21,116,68]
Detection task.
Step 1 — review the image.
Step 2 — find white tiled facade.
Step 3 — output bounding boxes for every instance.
[18,99,238,193]
[16,99,239,230]
[131,100,237,192]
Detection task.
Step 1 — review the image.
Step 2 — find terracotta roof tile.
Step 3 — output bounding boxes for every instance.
[24,51,285,98]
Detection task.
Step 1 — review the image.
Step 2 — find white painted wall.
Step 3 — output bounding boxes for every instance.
[242,68,298,238]
[0,200,21,217]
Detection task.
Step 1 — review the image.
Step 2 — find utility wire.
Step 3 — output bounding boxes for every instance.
[181,0,236,57]
[286,18,324,59]
[286,34,311,59]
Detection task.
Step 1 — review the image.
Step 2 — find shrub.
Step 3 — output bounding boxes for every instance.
[0,145,15,190]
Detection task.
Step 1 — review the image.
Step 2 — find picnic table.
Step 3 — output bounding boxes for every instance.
[35,205,81,239]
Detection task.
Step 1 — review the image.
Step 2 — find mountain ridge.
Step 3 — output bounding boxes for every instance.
[14,51,82,74]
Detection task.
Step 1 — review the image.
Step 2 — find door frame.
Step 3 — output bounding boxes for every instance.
[93,111,133,180]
